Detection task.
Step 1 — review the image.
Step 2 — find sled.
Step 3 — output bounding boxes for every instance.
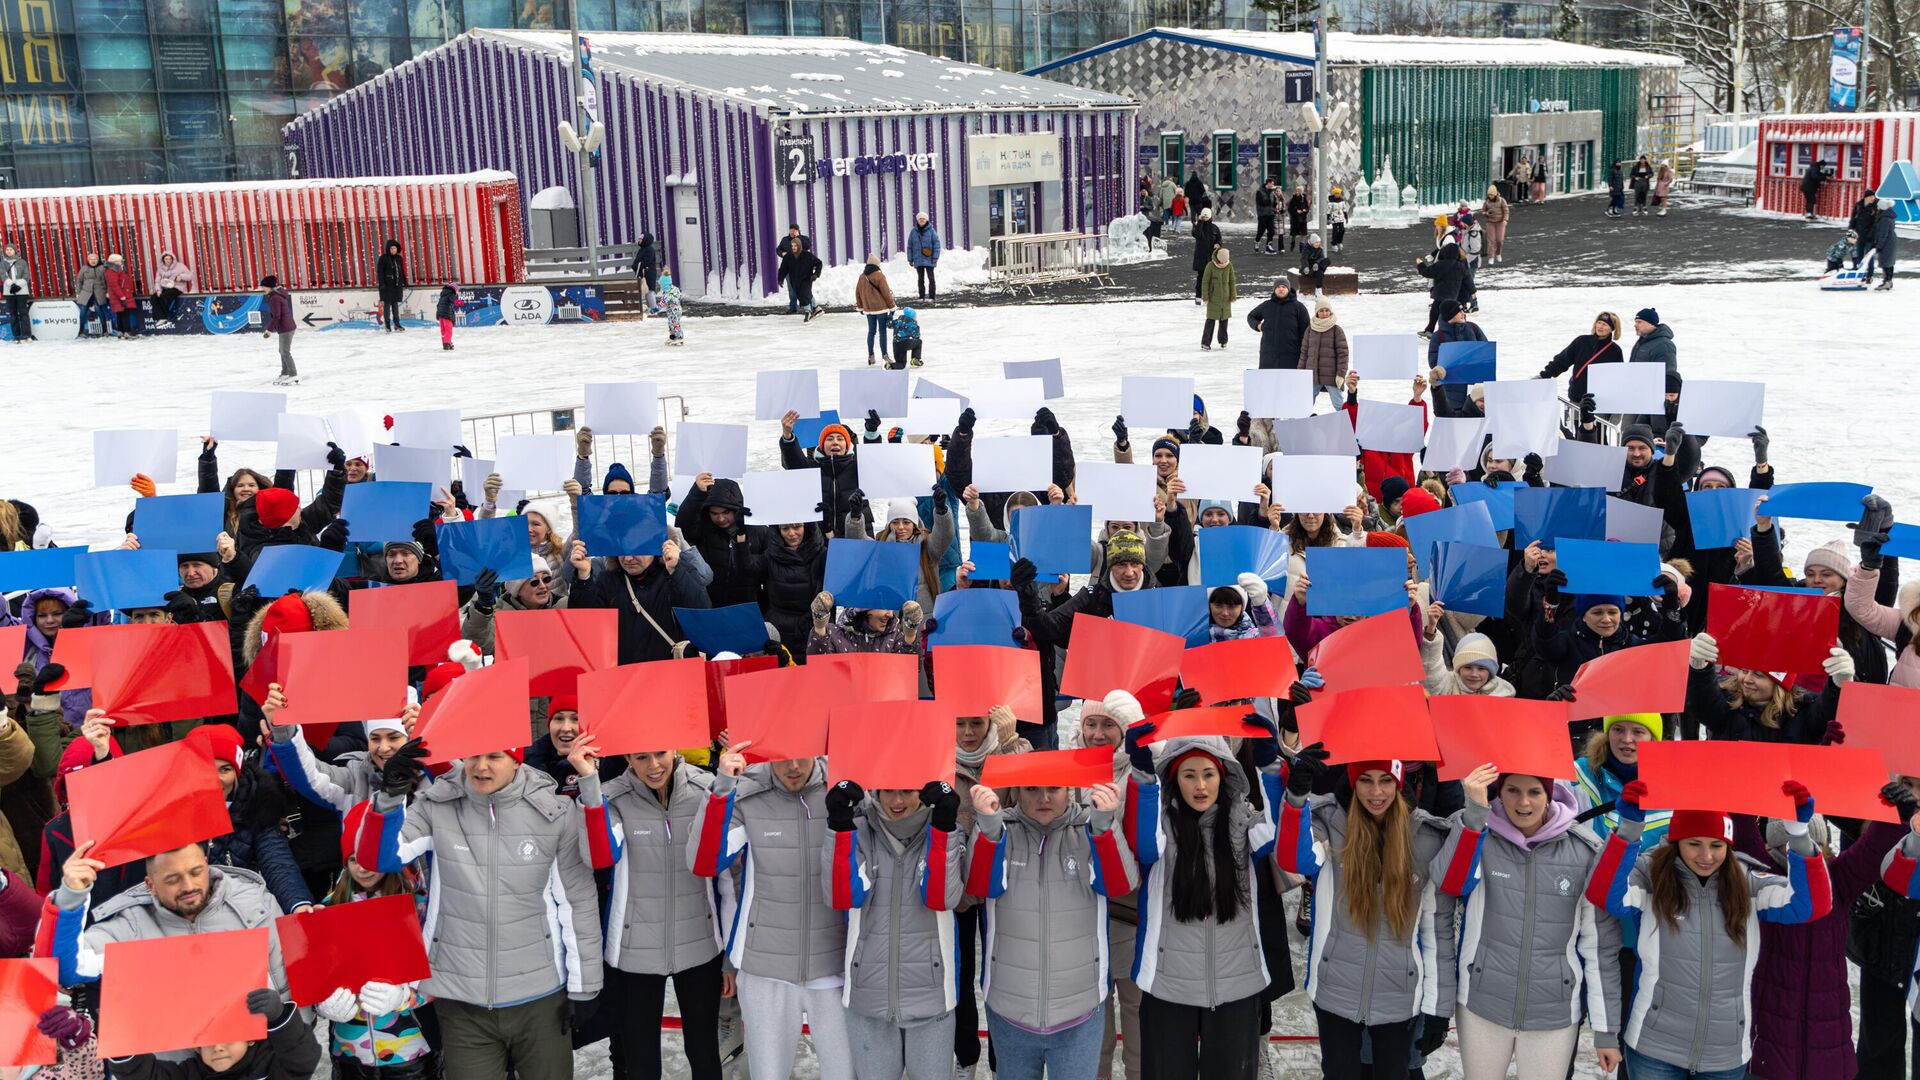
[1819,266,1870,290]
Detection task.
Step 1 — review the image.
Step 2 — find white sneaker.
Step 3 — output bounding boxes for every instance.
[272,375,301,385]
[1256,1040,1280,1080]
[716,1013,744,1062]
[954,1065,976,1080]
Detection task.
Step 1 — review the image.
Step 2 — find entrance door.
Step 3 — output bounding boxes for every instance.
[990,185,1038,238]
[670,185,703,299]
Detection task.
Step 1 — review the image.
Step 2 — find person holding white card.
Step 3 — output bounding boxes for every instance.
[1301,300,1350,409]
[1535,313,1623,442]
[779,410,865,536]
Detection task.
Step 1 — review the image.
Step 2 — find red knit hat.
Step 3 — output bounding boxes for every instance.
[1365,531,1411,549]
[55,734,123,803]
[1169,746,1223,776]
[255,487,300,529]
[1398,488,1442,518]
[1346,759,1405,788]
[546,694,579,718]
[260,592,314,637]
[186,723,245,772]
[422,661,467,701]
[1667,809,1733,845]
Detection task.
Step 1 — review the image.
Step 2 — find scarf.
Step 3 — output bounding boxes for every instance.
[877,805,931,857]
[1309,311,1336,333]
[955,726,1002,778]
[1603,755,1638,785]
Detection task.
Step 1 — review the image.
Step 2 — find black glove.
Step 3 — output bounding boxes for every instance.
[931,484,947,514]
[1852,494,1893,569]
[1244,712,1281,769]
[1541,568,1567,601]
[245,989,288,1024]
[568,994,601,1034]
[26,663,65,695]
[325,441,347,469]
[920,780,961,831]
[1544,684,1578,702]
[1577,395,1596,423]
[1414,1015,1449,1058]
[412,517,437,549]
[864,408,882,434]
[1112,414,1129,447]
[1749,425,1769,466]
[1237,410,1253,439]
[1880,781,1920,823]
[1009,558,1038,589]
[1287,680,1315,707]
[1286,741,1330,797]
[1522,453,1544,482]
[60,600,93,630]
[229,584,265,622]
[1662,420,1686,451]
[842,489,867,517]
[471,568,499,614]
[378,737,429,797]
[452,443,473,459]
[1171,687,1202,711]
[1122,721,1157,774]
[825,779,864,831]
[1031,407,1058,436]
[1654,573,1680,611]
[164,590,201,624]
[957,407,977,435]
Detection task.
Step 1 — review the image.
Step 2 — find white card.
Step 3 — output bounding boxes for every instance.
[209,391,287,442]
[1120,375,1195,431]
[1002,358,1065,400]
[94,428,178,487]
[272,415,333,472]
[968,378,1047,421]
[1480,379,1561,409]
[840,369,911,419]
[1073,462,1159,523]
[1587,363,1667,414]
[970,435,1053,492]
[904,396,962,436]
[1542,438,1626,489]
[1242,368,1313,420]
[324,408,379,460]
[856,441,936,499]
[1606,495,1666,545]
[495,434,574,491]
[754,371,820,422]
[1354,401,1426,453]
[1677,379,1765,437]
[459,457,497,499]
[585,382,660,434]
[388,408,462,450]
[1486,398,1561,459]
[742,469,824,526]
[1176,444,1263,503]
[1271,411,1359,457]
[1422,416,1489,474]
[371,444,450,486]
[913,378,969,406]
[675,422,749,479]
[1268,454,1355,513]
[1348,334,1423,382]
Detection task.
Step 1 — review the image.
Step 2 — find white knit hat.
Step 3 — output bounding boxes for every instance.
[1102,689,1145,726]
[886,499,920,527]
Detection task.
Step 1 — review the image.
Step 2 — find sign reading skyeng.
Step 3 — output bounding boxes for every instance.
[969,133,1062,186]
[1829,26,1863,111]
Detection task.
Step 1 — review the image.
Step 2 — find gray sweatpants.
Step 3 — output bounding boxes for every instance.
[735,971,853,1080]
[276,331,296,377]
[846,1009,955,1080]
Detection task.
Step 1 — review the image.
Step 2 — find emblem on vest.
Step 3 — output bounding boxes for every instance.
[1556,876,1572,894]
[519,840,537,860]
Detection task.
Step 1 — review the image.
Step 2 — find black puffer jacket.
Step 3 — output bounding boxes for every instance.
[1417,243,1470,301]
[762,526,827,654]
[1684,665,1834,745]
[376,242,407,302]
[205,764,314,914]
[675,478,767,609]
[569,556,711,664]
[779,438,861,534]
[1247,289,1310,370]
[1190,220,1223,271]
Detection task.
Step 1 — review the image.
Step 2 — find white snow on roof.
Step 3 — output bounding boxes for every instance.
[1758,111,1920,122]
[0,170,515,200]
[790,72,845,81]
[1150,27,1683,68]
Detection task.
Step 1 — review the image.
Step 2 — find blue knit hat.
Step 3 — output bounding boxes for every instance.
[1635,307,1659,325]
[602,462,636,492]
[1576,594,1626,616]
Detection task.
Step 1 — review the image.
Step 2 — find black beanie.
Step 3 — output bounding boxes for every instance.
[1381,476,1410,507]
[1621,423,1656,448]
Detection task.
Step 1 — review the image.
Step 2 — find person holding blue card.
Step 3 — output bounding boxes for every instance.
[807,586,922,658]
[1207,573,1281,643]
[848,489,955,614]
[569,534,710,665]
[1527,565,1686,745]
[761,520,829,659]
[1425,301,1485,418]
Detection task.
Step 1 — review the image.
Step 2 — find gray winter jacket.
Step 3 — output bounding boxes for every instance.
[690,759,847,984]
[1129,736,1281,1008]
[266,727,384,814]
[823,801,967,1021]
[72,261,107,305]
[1276,789,1475,1024]
[49,865,288,991]
[365,765,603,1006]
[582,764,729,976]
[1447,788,1621,1045]
[967,800,1137,1029]
[1,254,27,295]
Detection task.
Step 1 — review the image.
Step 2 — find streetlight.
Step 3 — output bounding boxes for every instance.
[558,0,606,277]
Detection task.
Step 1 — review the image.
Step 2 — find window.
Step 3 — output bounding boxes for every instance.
[1846,143,1865,180]
[1158,131,1183,182]
[1794,142,1813,177]
[1211,130,1235,191]
[1261,130,1283,186]
[1769,142,1789,178]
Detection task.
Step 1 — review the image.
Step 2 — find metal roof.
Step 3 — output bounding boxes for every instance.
[1027,27,1683,76]
[477,30,1135,116]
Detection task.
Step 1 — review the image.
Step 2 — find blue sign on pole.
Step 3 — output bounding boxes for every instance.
[1830,26,1863,111]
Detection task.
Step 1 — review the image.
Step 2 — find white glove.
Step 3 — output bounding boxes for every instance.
[315,987,359,1024]
[358,981,408,1017]
[1780,818,1811,838]
[1822,647,1855,685]
[1688,632,1719,670]
[1237,572,1270,608]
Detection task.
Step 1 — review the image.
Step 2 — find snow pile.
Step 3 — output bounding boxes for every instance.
[882,69,903,78]
[1106,212,1172,264]
[790,72,845,81]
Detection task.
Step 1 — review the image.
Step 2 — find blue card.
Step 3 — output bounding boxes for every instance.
[1403,501,1498,578]
[1197,524,1290,588]
[823,538,922,610]
[1430,542,1509,618]
[1758,482,1874,523]
[1684,488,1761,549]
[928,589,1020,647]
[1450,482,1520,532]
[1883,523,1920,560]
[675,602,769,657]
[243,544,346,597]
[436,517,537,586]
[75,549,178,611]
[1555,538,1661,596]
[1511,487,1605,549]
[341,482,434,544]
[0,547,80,592]
[576,493,669,556]
[131,494,225,556]
[1435,340,1498,384]
[1010,504,1093,577]
[1304,547,1410,617]
[967,541,1012,580]
[790,410,844,449]
[1113,586,1211,647]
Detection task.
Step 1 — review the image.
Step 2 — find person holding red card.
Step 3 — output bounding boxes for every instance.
[187,724,315,916]
[523,695,626,798]
[1685,631,1848,746]
[263,684,429,816]
[1071,696,1148,1080]
[575,735,728,1080]
[689,743,851,1078]
[952,705,1028,1078]
[88,985,320,1080]
[1585,779,1833,1079]
[568,537,708,666]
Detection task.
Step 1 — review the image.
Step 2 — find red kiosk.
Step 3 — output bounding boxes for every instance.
[1754,112,1920,219]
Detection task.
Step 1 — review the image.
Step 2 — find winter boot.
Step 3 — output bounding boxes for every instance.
[1876,274,1893,290]
[868,353,876,365]
[443,342,454,351]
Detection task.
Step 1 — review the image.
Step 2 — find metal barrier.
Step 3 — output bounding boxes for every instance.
[524,244,642,283]
[1559,398,1623,446]
[986,232,1113,294]
[459,395,690,501]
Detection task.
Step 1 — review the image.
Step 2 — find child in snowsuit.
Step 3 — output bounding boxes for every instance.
[890,306,924,369]
[1327,187,1348,253]
[660,270,684,345]
[435,283,461,350]
[1827,232,1859,273]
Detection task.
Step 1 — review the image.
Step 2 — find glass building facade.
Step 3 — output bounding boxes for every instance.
[0,0,1650,187]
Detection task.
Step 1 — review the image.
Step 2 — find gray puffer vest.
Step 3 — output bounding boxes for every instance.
[591,764,726,975]
[825,802,967,1021]
[53,866,287,991]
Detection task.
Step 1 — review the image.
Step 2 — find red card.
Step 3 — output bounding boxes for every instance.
[808,652,920,702]
[979,747,1116,789]
[578,658,711,756]
[239,631,280,707]
[46,624,100,689]
[723,664,832,762]
[1638,741,1794,818]
[494,608,618,696]
[1138,707,1267,745]
[827,700,957,789]
[277,894,431,1008]
[1179,635,1299,705]
[273,628,408,728]
[0,626,26,680]
[68,739,231,868]
[97,929,270,1058]
[1705,584,1840,676]
[932,645,1044,723]
[1788,744,1899,823]
[90,622,237,726]
[1566,640,1691,723]
[703,655,776,739]
[1836,682,1920,776]
[412,656,533,764]
[1058,614,1183,714]
[0,959,58,1067]
[1306,611,1423,693]
[1429,696,1578,781]
[1295,684,1438,765]
[349,581,463,666]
